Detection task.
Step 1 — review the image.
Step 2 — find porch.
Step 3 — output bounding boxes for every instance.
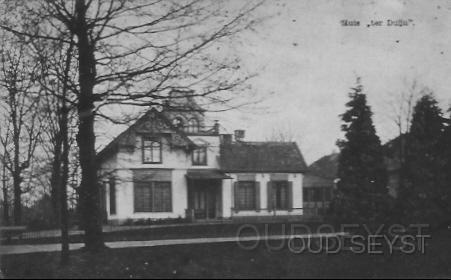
[185,169,231,221]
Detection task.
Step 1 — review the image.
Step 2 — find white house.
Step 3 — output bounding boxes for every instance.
[97,90,308,224]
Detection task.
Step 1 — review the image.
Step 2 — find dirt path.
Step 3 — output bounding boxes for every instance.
[0,232,346,255]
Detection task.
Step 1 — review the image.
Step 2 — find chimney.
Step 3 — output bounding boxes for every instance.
[234,130,245,142]
[213,120,219,134]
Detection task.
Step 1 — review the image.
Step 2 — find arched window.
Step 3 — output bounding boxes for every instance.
[187,118,199,133]
[172,117,184,129]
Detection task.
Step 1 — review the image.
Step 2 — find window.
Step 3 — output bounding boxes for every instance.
[303,187,316,202]
[313,188,323,201]
[268,181,292,210]
[303,188,312,202]
[142,137,162,163]
[186,118,199,133]
[235,181,257,210]
[273,181,289,210]
[134,181,172,212]
[303,187,330,202]
[109,178,116,215]
[192,146,207,165]
[172,117,184,129]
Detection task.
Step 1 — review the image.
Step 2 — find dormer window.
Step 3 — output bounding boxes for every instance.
[172,117,184,130]
[187,118,199,133]
[142,137,162,163]
[192,146,207,165]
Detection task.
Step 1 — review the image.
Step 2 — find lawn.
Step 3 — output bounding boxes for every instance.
[3,222,324,245]
[2,229,451,278]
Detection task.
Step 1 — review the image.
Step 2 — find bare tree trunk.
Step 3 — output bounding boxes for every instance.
[2,165,9,225]
[12,173,21,225]
[60,39,74,265]
[60,106,70,263]
[11,90,22,225]
[74,0,104,251]
[50,138,62,226]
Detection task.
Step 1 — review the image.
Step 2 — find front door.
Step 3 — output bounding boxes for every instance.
[188,180,219,220]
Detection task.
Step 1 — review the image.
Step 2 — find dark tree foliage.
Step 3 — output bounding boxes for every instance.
[400,94,446,226]
[439,108,451,222]
[332,78,388,224]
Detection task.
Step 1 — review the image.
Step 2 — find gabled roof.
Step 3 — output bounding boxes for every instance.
[303,173,335,187]
[304,153,338,187]
[97,108,195,163]
[219,141,308,173]
[307,153,339,179]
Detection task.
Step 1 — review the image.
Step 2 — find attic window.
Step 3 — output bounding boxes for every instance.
[186,118,199,133]
[142,137,162,163]
[192,146,207,165]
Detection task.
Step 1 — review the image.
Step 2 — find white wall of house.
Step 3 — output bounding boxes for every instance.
[105,169,304,222]
[114,135,221,170]
[222,178,233,218]
[222,173,304,218]
[101,134,221,223]
[101,132,305,223]
[105,168,189,221]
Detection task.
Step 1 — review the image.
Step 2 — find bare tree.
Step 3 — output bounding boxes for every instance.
[0,39,44,225]
[266,125,301,143]
[33,37,77,264]
[384,79,430,205]
[386,80,424,138]
[36,37,78,228]
[1,0,264,250]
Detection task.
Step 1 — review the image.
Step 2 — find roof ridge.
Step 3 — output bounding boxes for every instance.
[234,141,298,145]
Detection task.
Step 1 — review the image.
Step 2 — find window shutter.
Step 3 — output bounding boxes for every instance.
[288,181,293,212]
[255,182,260,212]
[233,182,239,212]
[267,181,273,211]
[168,183,173,212]
[109,179,116,215]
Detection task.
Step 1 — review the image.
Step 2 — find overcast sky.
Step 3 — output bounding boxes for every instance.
[98,0,451,165]
[207,0,451,164]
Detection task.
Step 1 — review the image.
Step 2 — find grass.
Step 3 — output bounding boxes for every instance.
[2,222,324,245]
[2,229,451,278]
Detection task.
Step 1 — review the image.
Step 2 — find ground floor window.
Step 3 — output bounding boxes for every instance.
[303,187,332,202]
[234,181,259,211]
[267,180,293,210]
[134,181,172,212]
[271,181,291,210]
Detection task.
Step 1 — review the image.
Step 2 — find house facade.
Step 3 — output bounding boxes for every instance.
[97,90,308,224]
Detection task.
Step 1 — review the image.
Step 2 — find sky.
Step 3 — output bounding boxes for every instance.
[206,0,451,164]
[98,0,451,165]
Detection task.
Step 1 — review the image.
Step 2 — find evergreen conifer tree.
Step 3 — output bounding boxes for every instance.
[439,108,451,223]
[400,94,445,226]
[333,78,388,224]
